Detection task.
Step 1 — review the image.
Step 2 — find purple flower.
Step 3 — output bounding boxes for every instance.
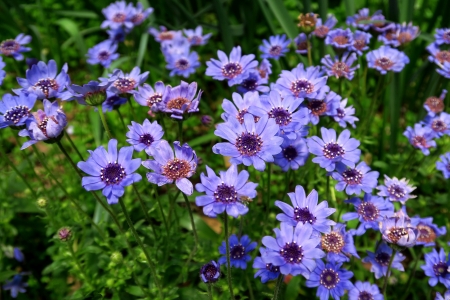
[349,281,383,300]
[379,215,418,247]
[0,56,5,85]
[221,91,261,124]
[129,3,153,26]
[200,261,220,283]
[435,290,450,300]
[261,223,325,277]
[437,153,450,179]
[321,52,359,80]
[346,8,382,31]
[258,58,272,79]
[306,127,361,172]
[424,89,447,116]
[275,63,328,99]
[236,70,269,94]
[161,36,191,62]
[142,140,197,195]
[206,46,258,86]
[333,98,359,128]
[183,26,212,46]
[321,223,359,263]
[332,161,379,195]
[411,216,447,247]
[427,43,450,65]
[367,46,409,74]
[421,248,450,288]
[126,119,164,155]
[2,275,27,298]
[294,33,309,55]
[166,51,200,78]
[305,260,353,299]
[101,92,127,112]
[101,1,133,30]
[362,241,405,279]
[134,82,165,111]
[101,67,149,94]
[149,26,181,43]
[371,15,396,34]
[18,99,67,149]
[61,81,109,106]
[195,164,257,218]
[13,248,24,262]
[306,88,340,125]
[435,28,450,45]
[77,139,142,204]
[377,175,416,204]
[259,34,290,60]
[274,137,309,172]
[16,59,70,99]
[0,34,31,61]
[87,40,119,68]
[351,30,372,55]
[313,16,338,38]
[423,112,450,138]
[218,234,256,269]
[253,248,281,283]
[159,81,201,119]
[107,27,128,43]
[275,185,336,234]
[342,193,394,236]
[437,61,450,79]
[379,22,419,47]
[404,123,437,155]
[325,28,354,50]
[213,114,283,171]
[0,92,37,129]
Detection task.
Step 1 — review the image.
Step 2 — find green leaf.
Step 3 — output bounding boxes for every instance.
[136,33,149,69]
[125,286,145,297]
[0,271,17,282]
[265,0,298,39]
[54,10,98,19]
[55,18,86,55]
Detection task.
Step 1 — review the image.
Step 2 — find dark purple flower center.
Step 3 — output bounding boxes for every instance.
[214,183,238,203]
[387,226,408,243]
[3,105,31,124]
[188,36,202,45]
[222,62,243,79]
[283,146,298,161]
[314,26,329,38]
[375,251,391,266]
[320,268,340,289]
[358,291,374,300]
[336,108,345,118]
[138,133,154,146]
[230,244,245,259]
[269,45,282,56]
[175,58,190,70]
[353,39,366,51]
[268,107,292,126]
[375,57,394,70]
[357,202,380,221]
[167,97,191,111]
[417,224,436,244]
[200,263,219,282]
[432,119,447,132]
[236,109,260,124]
[342,168,363,185]
[293,206,316,224]
[280,242,304,264]
[0,39,20,55]
[387,184,406,200]
[321,232,345,253]
[101,162,126,185]
[265,263,280,273]
[162,158,191,180]
[38,116,49,137]
[332,62,350,78]
[322,142,345,159]
[444,30,450,42]
[333,35,349,45]
[425,97,444,113]
[146,93,162,107]
[114,77,137,93]
[113,13,126,23]
[241,78,258,91]
[446,163,450,172]
[433,262,449,277]
[436,51,450,63]
[308,100,327,116]
[297,41,308,52]
[290,79,314,96]
[235,132,262,156]
[34,78,59,98]
[98,51,110,61]
[131,13,144,24]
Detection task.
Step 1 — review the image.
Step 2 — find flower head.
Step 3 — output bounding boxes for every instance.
[435,28,450,45]
[101,92,127,112]
[253,248,281,283]
[362,241,405,278]
[423,112,450,138]
[379,22,419,47]
[321,223,359,263]
[61,81,109,106]
[297,13,318,31]
[437,61,450,79]
[258,59,272,79]
[134,82,166,111]
[159,81,202,119]
[101,1,133,30]
[274,136,309,172]
[0,34,31,61]
[101,67,149,94]
[0,92,37,129]
[219,234,257,269]
[325,28,354,50]
[200,261,220,283]
[437,152,450,179]
[165,50,200,78]
[367,46,409,74]
[332,161,379,195]
[236,70,269,94]
[129,3,153,26]
[421,248,450,288]
[351,30,372,55]
[107,27,129,43]
[435,290,450,300]
[294,33,309,55]
[379,215,418,247]
[346,8,382,31]
[404,123,437,155]
[149,26,181,43]
[427,43,450,65]
[333,98,359,128]
[321,52,360,80]
[2,275,28,298]
[87,40,119,68]
[0,56,5,85]
[126,119,164,155]
[411,216,447,247]
[183,26,212,46]
[259,34,290,60]
[306,88,340,125]
[349,281,383,300]
[377,175,416,204]
[221,91,261,124]
[58,227,72,241]
[313,16,338,38]
[424,89,447,116]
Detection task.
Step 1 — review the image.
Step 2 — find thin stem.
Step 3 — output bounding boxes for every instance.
[272,274,284,300]
[382,249,397,298]
[178,120,184,143]
[206,284,213,300]
[280,169,292,203]
[154,186,169,236]
[65,131,84,161]
[307,41,313,66]
[223,212,235,300]
[67,241,93,290]
[117,108,128,131]
[98,105,112,139]
[182,192,199,246]
[401,249,422,300]
[127,96,137,120]
[56,141,83,177]
[246,275,255,300]
[132,184,158,238]
[0,152,37,198]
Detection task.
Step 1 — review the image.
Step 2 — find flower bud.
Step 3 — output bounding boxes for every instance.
[36,198,47,208]
[201,115,213,127]
[85,91,107,106]
[57,227,72,242]
[110,251,123,264]
[297,13,318,33]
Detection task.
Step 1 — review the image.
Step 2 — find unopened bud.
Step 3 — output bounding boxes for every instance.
[110,251,123,264]
[57,227,72,242]
[201,115,213,126]
[36,198,47,208]
[85,91,107,106]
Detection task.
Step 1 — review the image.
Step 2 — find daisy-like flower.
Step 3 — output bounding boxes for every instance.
[149,26,181,43]
[333,98,359,128]
[142,140,197,195]
[351,31,372,55]
[435,28,450,45]
[294,33,309,55]
[307,127,361,172]
[77,139,142,204]
[107,27,128,43]
[437,153,450,179]
[61,81,110,106]
[166,51,200,78]
[411,216,447,247]
[275,63,328,99]
[129,3,153,26]
[423,112,450,138]
[101,1,133,30]
[206,46,258,86]
[134,82,165,111]
[305,260,353,299]
[321,52,360,80]
[274,137,309,172]
[371,14,396,34]
[305,87,340,125]
[159,81,202,119]
[183,26,212,46]
[101,93,127,112]
[19,99,67,149]
[342,193,394,236]
[101,67,149,95]
[435,290,450,300]
[346,8,382,31]
[261,223,325,277]
[379,215,418,247]
[325,28,354,50]
[0,56,5,85]
[253,248,281,283]
[367,46,410,74]
[221,91,261,123]
[126,119,164,155]
[259,34,291,60]
[379,22,419,47]
[424,89,447,116]
[297,13,319,31]
[421,248,450,288]
[258,58,272,79]
[362,241,405,278]
[16,59,70,99]
[161,36,191,62]
[200,261,220,283]
[427,43,450,65]
[321,223,359,263]
[213,114,283,171]
[237,70,269,94]
[275,185,336,234]
[377,175,416,204]
[349,281,383,300]
[87,40,119,68]
[404,123,437,155]
[331,161,379,195]
[219,234,257,269]
[2,275,28,298]
[437,61,450,79]
[195,164,257,218]
[0,34,31,61]
[313,16,338,38]
[0,93,37,129]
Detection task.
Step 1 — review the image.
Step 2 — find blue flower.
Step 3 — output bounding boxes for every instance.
[362,241,405,279]
[274,136,309,172]
[159,81,202,119]
[16,59,70,99]
[421,248,450,288]
[0,56,5,85]
[166,51,200,78]
[423,112,450,138]
[348,281,383,300]
[435,28,450,45]
[2,275,28,298]
[183,26,212,46]
[379,22,419,47]
[261,223,325,277]
[346,8,382,31]
[87,40,119,68]
[305,260,354,299]
[206,46,258,86]
[259,34,290,60]
[77,139,142,204]
[342,193,394,236]
[351,30,372,55]
[371,14,395,34]
[236,70,270,94]
[366,46,410,74]
[142,140,197,195]
[0,34,31,61]
[61,80,109,106]
[325,28,354,50]
[126,119,164,155]
[404,123,437,155]
[200,261,220,283]
[305,88,339,125]
[13,248,24,262]
[294,33,309,55]
[258,59,272,79]
[437,152,450,179]
[149,26,182,43]
[101,67,149,94]
[107,27,129,43]
[195,164,257,218]
[424,89,447,116]
[379,215,418,247]
[134,82,166,111]
[101,92,127,112]
[313,15,338,38]
[161,35,191,61]
[306,127,361,172]
[101,1,133,30]
[437,61,450,79]
[253,248,281,283]
[435,290,450,300]
[219,234,256,269]
[220,91,261,124]
[275,185,336,234]
[0,92,37,129]
[321,52,360,80]
[332,161,379,195]
[427,43,449,65]
[333,98,359,128]
[377,175,416,204]
[213,114,283,171]
[321,223,359,263]
[411,216,447,247]
[129,3,153,26]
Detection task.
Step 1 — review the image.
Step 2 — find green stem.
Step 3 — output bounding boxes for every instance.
[206,284,213,300]
[127,96,137,120]
[266,163,272,208]
[272,274,284,300]
[65,131,84,161]
[182,192,199,246]
[178,120,184,143]
[246,275,255,300]
[56,141,83,177]
[98,105,112,139]
[280,169,292,203]
[132,184,158,238]
[0,152,37,198]
[117,108,128,131]
[67,241,93,290]
[154,186,169,237]
[307,40,313,66]
[382,249,397,298]
[223,212,235,300]
[401,249,422,300]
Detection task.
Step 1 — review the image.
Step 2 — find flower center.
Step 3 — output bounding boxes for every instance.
[375,57,394,70]
[358,291,374,300]
[290,79,314,96]
[412,135,428,147]
[333,36,349,46]
[241,78,258,91]
[387,184,406,200]
[167,97,191,110]
[353,39,366,51]
[146,93,162,107]
[425,97,444,113]
[320,268,340,289]
[34,78,59,98]
[0,39,20,55]
[322,142,345,159]
[293,206,316,224]
[321,232,345,253]
[114,77,136,93]
[444,31,450,42]
[332,62,350,78]
[416,224,437,244]
[387,226,408,243]
[188,36,202,45]
[138,133,154,146]
[314,26,329,38]
[265,263,280,273]
[101,162,126,185]
[432,120,447,132]
[268,107,292,126]
[3,105,31,124]
[375,251,391,266]
[447,163,450,172]
[308,100,327,116]
[336,108,345,118]
[201,263,219,281]
[162,158,191,180]
[283,146,298,161]
[98,51,110,61]
[214,183,238,203]
[280,242,304,264]
[269,45,282,56]
[131,13,144,24]
[113,13,126,23]
[342,168,363,185]
[221,62,243,79]
[230,244,245,259]
[38,116,49,137]
[235,132,262,156]
[297,41,308,52]
[433,262,449,277]
[436,51,450,63]
[398,32,412,44]
[236,109,260,124]
[175,58,190,70]
[357,202,380,221]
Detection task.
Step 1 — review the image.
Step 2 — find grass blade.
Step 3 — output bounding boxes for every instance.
[212,0,234,52]
[265,0,298,39]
